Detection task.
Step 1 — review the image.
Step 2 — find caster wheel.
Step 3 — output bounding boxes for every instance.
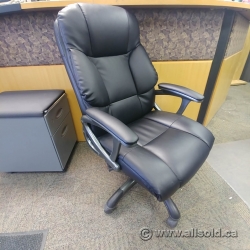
[166,217,178,228]
[104,204,116,214]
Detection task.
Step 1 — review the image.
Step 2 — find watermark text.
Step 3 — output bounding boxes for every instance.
[139,227,238,241]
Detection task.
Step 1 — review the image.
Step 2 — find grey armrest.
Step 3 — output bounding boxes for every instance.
[84,108,138,146]
[157,83,204,102]
[155,83,204,115]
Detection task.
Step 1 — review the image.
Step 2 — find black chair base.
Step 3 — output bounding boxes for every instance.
[164,198,181,228]
[104,179,181,228]
[104,178,136,214]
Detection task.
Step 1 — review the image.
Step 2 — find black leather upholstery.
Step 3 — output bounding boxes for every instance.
[54,3,214,204]
[85,108,138,146]
[99,111,213,201]
[54,3,157,128]
[158,83,204,102]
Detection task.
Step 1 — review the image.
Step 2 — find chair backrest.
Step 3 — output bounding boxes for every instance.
[54,3,158,126]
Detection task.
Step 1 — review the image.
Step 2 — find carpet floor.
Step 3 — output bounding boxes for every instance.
[1,84,250,249]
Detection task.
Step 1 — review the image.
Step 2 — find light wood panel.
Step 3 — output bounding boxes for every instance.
[231,79,247,86]
[204,51,241,126]
[153,61,212,121]
[232,25,250,82]
[20,0,250,19]
[21,0,92,10]
[0,65,84,141]
[0,61,211,142]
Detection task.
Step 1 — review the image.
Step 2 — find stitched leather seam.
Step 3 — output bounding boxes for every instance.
[121,147,136,160]
[109,94,137,105]
[126,10,130,54]
[120,159,162,200]
[76,5,110,107]
[129,45,156,93]
[144,115,180,128]
[56,21,88,112]
[57,18,75,74]
[126,12,144,116]
[108,88,154,106]
[56,7,86,93]
[99,137,138,160]
[145,117,211,152]
[68,51,80,92]
[78,3,94,56]
[128,51,140,98]
[88,57,111,106]
[144,114,211,148]
[120,130,182,186]
[143,127,169,147]
[170,126,211,149]
[121,116,176,158]
[142,115,210,183]
[137,96,144,117]
[142,129,182,183]
[170,119,211,148]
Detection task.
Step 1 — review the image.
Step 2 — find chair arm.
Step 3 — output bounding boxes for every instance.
[84,108,138,147]
[155,83,204,115]
[157,83,204,103]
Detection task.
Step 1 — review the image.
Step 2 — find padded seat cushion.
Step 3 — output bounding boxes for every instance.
[99,111,214,201]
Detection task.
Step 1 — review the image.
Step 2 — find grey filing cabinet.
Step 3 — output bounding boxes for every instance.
[0,90,77,172]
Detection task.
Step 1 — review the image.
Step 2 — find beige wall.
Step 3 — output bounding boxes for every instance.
[0,61,212,140]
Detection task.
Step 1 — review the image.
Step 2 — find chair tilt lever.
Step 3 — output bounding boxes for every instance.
[164,198,181,228]
[104,179,136,214]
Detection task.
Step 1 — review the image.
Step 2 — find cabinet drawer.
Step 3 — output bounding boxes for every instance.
[52,113,77,169]
[44,93,70,136]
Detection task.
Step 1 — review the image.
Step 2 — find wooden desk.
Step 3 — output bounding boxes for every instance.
[19,0,250,20]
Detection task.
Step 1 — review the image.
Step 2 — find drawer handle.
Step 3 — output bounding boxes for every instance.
[55,108,63,120]
[61,125,68,137]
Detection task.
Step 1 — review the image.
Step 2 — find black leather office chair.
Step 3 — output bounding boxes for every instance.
[54,3,214,227]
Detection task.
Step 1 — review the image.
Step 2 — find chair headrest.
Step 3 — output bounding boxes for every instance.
[56,3,140,57]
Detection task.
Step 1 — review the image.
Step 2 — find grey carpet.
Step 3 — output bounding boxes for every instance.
[207,139,250,208]
[0,230,48,250]
[1,84,250,249]
[0,143,250,249]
